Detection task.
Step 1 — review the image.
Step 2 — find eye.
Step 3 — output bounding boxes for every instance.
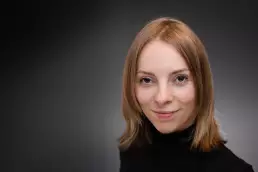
[174,75,188,85]
[139,77,152,84]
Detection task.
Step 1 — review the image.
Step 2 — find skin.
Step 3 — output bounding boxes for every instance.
[135,39,197,134]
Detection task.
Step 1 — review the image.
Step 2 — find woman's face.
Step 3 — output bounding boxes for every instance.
[135,39,196,134]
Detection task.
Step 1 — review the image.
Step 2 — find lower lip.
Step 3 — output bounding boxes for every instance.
[155,111,178,120]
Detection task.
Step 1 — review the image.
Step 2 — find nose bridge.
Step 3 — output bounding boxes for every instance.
[155,80,172,103]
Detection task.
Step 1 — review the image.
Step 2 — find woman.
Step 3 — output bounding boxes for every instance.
[118,17,254,172]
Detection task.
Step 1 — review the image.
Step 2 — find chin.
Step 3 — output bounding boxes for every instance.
[154,124,177,134]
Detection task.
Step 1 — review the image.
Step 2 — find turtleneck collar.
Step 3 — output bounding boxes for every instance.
[149,121,196,146]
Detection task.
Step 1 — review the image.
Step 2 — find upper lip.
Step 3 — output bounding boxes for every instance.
[152,110,179,113]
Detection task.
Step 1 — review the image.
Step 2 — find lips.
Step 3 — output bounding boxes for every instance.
[152,110,179,120]
[153,109,179,114]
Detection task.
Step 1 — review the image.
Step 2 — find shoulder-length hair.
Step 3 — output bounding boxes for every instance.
[118,17,225,152]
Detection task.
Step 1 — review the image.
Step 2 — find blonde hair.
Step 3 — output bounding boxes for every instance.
[118,17,224,152]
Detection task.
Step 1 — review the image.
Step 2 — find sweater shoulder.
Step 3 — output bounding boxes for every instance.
[204,144,254,172]
[119,145,151,172]
[119,145,149,161]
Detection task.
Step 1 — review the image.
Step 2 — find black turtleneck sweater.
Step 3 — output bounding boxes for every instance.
[119,123,254,172]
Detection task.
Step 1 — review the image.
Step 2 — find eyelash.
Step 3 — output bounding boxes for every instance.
[139,75,189,86]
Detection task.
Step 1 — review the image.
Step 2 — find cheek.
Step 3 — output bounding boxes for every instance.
[135,87,153,105]
[175,83,195,105]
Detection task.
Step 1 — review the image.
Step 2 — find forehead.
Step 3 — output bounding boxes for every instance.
[138,40,188,71]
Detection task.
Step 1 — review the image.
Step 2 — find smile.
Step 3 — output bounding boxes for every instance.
[152,110,180,120]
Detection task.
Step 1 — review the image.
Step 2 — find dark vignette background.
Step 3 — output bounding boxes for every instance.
[2,0,258,171]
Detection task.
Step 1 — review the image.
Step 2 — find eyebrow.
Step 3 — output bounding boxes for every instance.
[137,68,189,76]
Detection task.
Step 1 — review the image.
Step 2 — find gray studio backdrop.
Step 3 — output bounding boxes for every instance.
[5,1,257,172]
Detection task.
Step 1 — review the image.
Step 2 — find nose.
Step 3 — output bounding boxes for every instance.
[154,84,173,106]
